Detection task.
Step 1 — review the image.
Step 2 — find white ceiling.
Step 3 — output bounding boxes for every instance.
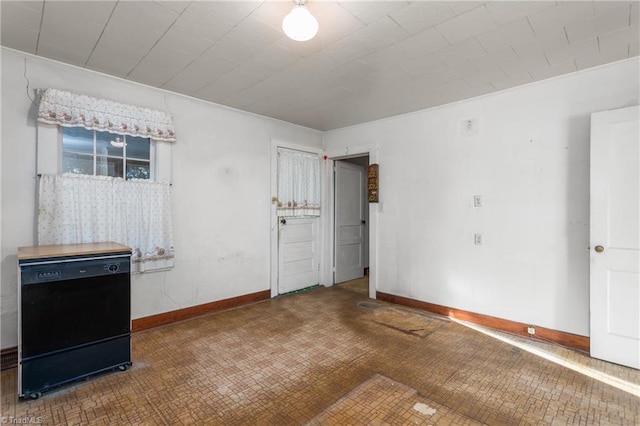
[2,1,638,131]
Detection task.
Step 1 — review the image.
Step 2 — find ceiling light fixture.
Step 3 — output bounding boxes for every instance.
[110,137,125,148]
[282,0,318,42]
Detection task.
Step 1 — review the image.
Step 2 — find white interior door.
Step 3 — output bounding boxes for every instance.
[335,161,365,283]
[278,217,319,294]
[590,105,640,369]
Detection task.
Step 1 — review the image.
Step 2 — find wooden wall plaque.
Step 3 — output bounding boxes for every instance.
[368,164,379,203]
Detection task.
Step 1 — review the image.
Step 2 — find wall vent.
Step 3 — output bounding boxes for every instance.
[1,348,18,370]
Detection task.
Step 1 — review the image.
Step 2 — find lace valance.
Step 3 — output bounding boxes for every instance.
[37,88,176,142]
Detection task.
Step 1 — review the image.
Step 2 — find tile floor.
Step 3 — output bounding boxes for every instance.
[1,278,639,425]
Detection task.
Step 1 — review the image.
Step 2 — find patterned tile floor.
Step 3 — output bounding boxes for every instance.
[307,374,482,425]
[1,278,639,425]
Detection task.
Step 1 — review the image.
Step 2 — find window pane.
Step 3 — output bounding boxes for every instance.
[62,127,93,154]
[61,129,153,179]
[126,136,150,160]
[96,156,124,178]
[126,160,151,180]
[63,152,93,175]
[96,131,124,157]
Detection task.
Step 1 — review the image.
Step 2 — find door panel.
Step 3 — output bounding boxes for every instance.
[607,271,639,339]
[608,121,640,250]
[590,105,640,369]
[335,162,365,283]
[278,217,319,294]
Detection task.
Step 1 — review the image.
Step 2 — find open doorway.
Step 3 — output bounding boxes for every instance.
[334,156,370,291]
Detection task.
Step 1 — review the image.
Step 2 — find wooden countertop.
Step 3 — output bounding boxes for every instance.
[18,242,131,260]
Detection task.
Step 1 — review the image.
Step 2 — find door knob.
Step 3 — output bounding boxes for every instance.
[361,220,366,225]
[280,218,287,225]
[595,245,604,253]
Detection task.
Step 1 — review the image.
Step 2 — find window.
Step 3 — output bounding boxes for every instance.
[62,127,153,180]
[36,89,175,273]
[276,148,321,217]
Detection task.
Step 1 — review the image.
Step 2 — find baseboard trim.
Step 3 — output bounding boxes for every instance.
[132,290,271,332]
[376,292,590,352]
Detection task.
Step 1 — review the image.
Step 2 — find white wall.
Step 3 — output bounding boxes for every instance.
[3,48,637,349]
[0,48,323,349]
[324,57,640,337]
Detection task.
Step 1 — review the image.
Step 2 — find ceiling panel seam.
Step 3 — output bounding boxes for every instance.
[84,1,118,67]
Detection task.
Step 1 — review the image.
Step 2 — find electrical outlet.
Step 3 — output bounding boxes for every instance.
[473,195,482,207]
[527,326,535,335]
[474,234,482,245]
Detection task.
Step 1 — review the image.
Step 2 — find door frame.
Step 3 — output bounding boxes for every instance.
[334,159,367,284]
[325,144,379,299]
[269,139,325,298]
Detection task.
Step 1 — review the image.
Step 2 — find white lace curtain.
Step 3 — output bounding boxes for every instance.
[37,88,176,142]
[277,149,320,217]
[38,174,174,272]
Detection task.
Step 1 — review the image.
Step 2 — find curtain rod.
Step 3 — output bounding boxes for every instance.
[36,174,172,185]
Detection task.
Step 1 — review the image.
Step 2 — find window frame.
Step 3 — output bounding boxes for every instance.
[37,122,172,183]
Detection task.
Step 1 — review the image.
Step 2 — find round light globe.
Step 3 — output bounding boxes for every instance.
[282,6,318,42]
